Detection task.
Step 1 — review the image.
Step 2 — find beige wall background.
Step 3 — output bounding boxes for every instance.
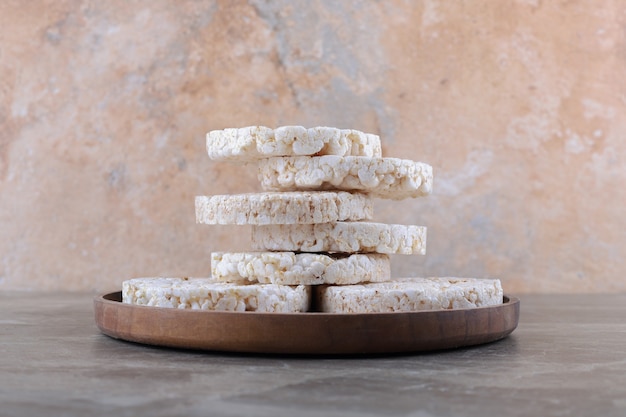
[1,0,625,293]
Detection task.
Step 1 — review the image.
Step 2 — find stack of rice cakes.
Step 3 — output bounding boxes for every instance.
[123,126,503,313]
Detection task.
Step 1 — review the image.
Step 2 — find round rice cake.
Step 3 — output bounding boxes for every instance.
[258,156,433,199]
[195,191,373,225]
[251,222,427,255]
[316,277,503,313]
[211,252,391,285]
[206,126,382,162]
[122,277,311,313]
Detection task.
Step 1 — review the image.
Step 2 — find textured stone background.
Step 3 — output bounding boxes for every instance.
[1,0,625,293]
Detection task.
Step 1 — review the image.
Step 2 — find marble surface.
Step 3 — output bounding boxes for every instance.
[1,1,626,294]
[0,292,625,417]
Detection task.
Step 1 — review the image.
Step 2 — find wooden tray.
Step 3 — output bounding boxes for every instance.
[94,292,519,355]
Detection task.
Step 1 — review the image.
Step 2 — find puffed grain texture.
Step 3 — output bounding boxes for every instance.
[316,277,503,313]
[258,156,433,199]
[122,277,311,312]
[206,126,382,161]
[211,252,391,285]
[251,222,427,255]
[195,192,373,225]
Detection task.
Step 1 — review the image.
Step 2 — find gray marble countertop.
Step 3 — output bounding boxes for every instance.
[1,292,625,417]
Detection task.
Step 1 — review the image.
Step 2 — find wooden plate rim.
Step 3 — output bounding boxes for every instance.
[94,291,520,355]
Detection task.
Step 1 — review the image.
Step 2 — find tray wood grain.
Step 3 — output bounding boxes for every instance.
[94,292,519,355]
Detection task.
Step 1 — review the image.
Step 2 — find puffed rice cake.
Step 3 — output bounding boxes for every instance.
[207,126,382,162]
[211,252,391,285]
[251,222,427,255]
[258,156,433,199]
[195,191,373,225]
[122,277,311,313]
[316,277,503,313]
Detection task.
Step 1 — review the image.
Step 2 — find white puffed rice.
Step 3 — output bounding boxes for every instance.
[316,277,503,313]
[195,191,373,225]
[206,126,382,162]
[211,252,390,285]
[251,222,427,255]
[122,277,311,313]
[258,156,433,199]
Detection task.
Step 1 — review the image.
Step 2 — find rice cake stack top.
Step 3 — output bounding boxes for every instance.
[205,126,383,162]
[196,125,431,288]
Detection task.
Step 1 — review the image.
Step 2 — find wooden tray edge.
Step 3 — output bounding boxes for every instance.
[93,292,520,355]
